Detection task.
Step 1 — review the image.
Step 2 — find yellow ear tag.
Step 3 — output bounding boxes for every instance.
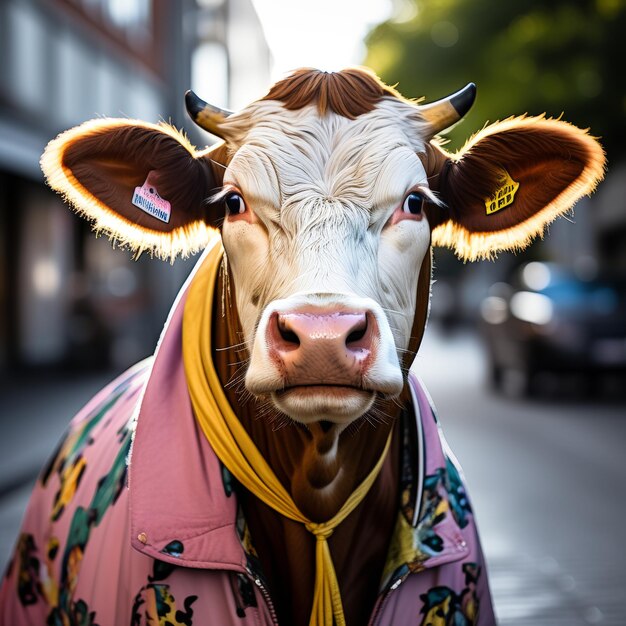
[484,169,519,215]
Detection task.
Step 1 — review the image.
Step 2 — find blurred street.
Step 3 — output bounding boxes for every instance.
[415,326,626,626]
[1,326,625,625]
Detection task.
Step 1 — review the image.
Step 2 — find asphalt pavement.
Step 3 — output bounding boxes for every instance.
[1,327,625,624]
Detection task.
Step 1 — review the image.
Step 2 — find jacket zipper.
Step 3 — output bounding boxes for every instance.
[249,569,407,626]
[367,575,409,626]
[247,568,279,625]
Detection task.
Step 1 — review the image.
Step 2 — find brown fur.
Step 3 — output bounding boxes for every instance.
[261,67,405,119]
[41,119,231,259]
[425,116,606,260]
[405,249,432,367]
[445,119,595,232]
[62,126,224,232]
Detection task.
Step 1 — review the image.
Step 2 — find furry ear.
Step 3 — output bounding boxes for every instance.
[424,116,606,261]
[41,118,229,260]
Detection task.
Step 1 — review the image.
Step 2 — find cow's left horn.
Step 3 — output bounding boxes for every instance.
[185,90,232,138]
[419,83,476,136]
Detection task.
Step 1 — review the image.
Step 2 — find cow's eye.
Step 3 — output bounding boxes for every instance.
[403,192,424,215]
[224,192,246,215]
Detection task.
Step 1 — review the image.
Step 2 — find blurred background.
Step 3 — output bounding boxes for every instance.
[0,0,625,623]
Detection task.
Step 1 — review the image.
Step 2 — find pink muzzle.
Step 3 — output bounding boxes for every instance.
[266,308,378,388]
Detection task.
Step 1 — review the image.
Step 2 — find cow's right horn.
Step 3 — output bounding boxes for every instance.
[419,83,476,136]
[185,90,232,138]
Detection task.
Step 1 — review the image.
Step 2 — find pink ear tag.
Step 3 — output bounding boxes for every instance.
[132,175,171,223]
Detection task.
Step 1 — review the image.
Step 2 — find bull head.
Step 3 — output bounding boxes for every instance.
[40,68,605,428]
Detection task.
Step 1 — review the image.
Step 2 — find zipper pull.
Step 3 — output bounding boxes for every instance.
[249,573,280,625]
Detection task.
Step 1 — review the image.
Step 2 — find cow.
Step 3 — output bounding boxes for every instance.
[0,68,604,626]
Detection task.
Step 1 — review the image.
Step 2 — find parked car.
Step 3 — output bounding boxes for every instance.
[480,262,626,394]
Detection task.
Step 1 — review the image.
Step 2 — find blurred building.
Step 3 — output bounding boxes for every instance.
[0,0,270,372]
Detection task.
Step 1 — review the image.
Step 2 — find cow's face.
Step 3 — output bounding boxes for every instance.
[217,100,434,425]
[41,68,605,430]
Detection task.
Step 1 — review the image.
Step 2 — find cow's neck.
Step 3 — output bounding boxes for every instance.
[235,398,399,521]
[211,260,406,626]
[237,419,401,626]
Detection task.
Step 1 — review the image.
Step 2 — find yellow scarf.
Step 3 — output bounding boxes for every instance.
[182,243,392,626]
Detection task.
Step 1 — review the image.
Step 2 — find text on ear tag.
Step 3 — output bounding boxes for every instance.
[132,176,171,223]
[485,169,519,215]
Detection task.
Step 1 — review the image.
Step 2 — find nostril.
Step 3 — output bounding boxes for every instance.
[346,327,366,345]
[346,315,368,347]
[277,315,300,347]
[279,328,300,345]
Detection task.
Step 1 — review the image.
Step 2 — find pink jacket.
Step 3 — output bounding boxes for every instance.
[0,271,495,625]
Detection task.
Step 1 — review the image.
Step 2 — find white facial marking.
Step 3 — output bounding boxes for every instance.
[218,99,433,425]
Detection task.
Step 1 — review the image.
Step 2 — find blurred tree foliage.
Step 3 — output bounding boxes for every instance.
[365,0,626,163]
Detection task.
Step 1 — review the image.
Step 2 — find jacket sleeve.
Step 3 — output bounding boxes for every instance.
[0,478,59,625]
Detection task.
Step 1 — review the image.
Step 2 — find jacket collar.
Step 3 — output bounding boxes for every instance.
[129,245,469,575]
[129,241,246,572]
[379,375,471,589]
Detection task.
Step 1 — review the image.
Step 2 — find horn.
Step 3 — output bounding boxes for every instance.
[419,83,476,135]
[185,90,232,138]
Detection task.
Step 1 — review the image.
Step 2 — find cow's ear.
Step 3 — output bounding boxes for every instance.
[41,118,229,260]
[424,116,605,261]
